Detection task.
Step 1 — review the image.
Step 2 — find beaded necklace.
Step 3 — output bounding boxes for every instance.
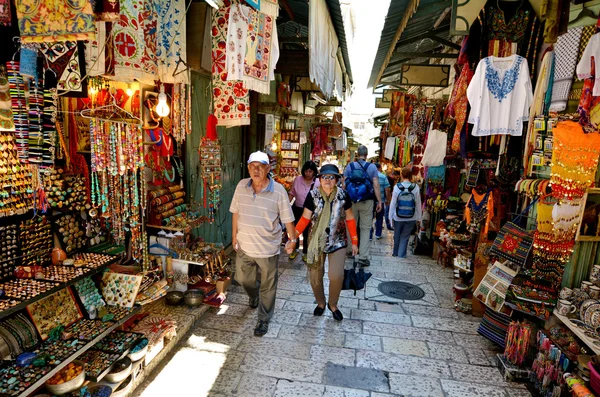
[468,191,490,225]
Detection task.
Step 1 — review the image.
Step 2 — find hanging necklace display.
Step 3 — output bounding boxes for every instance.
[199,136,222,224]
[173,156,184,188]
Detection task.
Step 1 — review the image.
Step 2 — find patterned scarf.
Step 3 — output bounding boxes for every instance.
[306,186,336,268]
[244,0,279,17]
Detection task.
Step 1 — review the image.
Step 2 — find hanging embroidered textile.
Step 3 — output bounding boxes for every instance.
[156,0,188,84]
[464,190,494,236]
[84,22,106,77]
[212,5,250,126]
[15,0,95,43]
[389,91,405,135]
[112,0,158,83]
[40,41,88,97]
[245,0,279,17]
[449,64,473,152]
[577,33,600,97]
[95,0,120,22]
[226,4,278,94]
[421,129,447,167]
[0,0,11,26]
[467,55,533,137]
[549,27,583,112]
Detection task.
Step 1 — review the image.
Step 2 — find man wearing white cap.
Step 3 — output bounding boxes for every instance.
[230,151,296,336]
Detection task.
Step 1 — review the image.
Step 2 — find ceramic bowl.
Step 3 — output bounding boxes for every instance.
[45,361,85,395]
[105,358,132,383]
[111,375,132,397]
[580,299,598,321]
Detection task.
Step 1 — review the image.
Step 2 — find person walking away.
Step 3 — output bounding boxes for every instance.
[389,166,422,258]
[386,169,400,230]
[288,161,320,261]
[230,151,297,337]
[370,163,391,240]
[343,145,382,267]
[294,164,359,321]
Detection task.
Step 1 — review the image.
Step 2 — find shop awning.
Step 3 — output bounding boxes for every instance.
[368,0,456,89]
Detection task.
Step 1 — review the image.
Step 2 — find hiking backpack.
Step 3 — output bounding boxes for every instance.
[345,162,375,203]
[396,183,416,218]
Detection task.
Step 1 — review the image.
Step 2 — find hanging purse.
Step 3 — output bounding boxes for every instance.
[490,198,538,267]
[465,160,479,188]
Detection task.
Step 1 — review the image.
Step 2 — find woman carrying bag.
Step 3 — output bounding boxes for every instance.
[295,164,359,321]
[288,161,320,261]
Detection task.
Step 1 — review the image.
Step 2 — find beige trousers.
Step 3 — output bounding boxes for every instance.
[352,200,374,261]
[308,248,346,307]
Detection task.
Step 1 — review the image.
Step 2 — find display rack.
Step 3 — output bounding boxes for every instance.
[553,312,600,355]
[0,305,140,397]
[0,255,121,321]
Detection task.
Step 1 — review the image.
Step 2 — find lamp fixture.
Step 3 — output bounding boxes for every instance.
[156,84,170,118]
[126,84,133,97]
[271,141,277,151]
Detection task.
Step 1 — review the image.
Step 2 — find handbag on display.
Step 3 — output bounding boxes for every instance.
[490,198,538,267]
[342,259,372,296]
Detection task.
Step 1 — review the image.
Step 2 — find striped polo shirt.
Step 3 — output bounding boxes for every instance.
[230,177,294,258]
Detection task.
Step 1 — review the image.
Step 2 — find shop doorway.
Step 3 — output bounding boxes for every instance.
[187,71,243,246]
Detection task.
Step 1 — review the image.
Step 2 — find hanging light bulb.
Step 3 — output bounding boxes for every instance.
[89,86,97,95]
[271,141,277,151]
[156,84,170,118]
[126,84,133,97]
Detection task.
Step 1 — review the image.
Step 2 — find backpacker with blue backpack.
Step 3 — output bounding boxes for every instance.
[396,183,416,218]
[345,161,375,203]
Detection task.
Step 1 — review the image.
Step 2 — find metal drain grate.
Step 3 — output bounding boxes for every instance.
[377,281,425,300]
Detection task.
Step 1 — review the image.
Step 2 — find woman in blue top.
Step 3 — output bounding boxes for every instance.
[388,167,422,258]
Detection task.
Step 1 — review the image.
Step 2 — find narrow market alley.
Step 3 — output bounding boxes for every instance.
[131,235,531,397]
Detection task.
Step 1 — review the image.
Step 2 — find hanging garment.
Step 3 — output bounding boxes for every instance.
[112,0,158,84]
[389,91,406,135]
[84,22,106,77]
[212,5,250,127]
[450,64,473,152]
[0,0,11,26]
[421,129,447,167]
[244,0,279,17]
[40,41,88,97]
[15,0,95,43]
[465,190,495,236]
[549,27,583,112]
[577,33,600,97]
[467,55,533,137]
[309,0,339,98]
[156,0,188,84]
[384,137,396,160]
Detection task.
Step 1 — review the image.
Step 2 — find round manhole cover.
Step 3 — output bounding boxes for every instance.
[378,281,425,300]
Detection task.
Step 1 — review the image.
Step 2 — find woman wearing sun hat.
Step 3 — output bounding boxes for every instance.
[294,164,359,321]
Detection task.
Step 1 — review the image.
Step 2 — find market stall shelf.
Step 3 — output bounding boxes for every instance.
[553,312,600,355]
[0,305,140,397]
[0,254,120,321]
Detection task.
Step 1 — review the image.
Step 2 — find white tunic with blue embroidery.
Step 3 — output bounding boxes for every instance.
[467,55,533,137]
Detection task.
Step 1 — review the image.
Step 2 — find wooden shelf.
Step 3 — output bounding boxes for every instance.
[1,306,141,397]
[0,255,121,321]
[553,312,600,355]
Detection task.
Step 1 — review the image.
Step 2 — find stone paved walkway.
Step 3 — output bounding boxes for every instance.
[132,232,532,397]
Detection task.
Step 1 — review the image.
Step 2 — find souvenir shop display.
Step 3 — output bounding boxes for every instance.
[54,214,86,255]
[0,224,18,280]
[64,320,112,342]
[19,216,53,268]
[77,349,121,382]
[100,272,143,308]
[73,277,105,318]
[42,169,88,211]
[199,137,222,224]
[93,331,144,355]
[0,279,58,301]
[26,288,83,341]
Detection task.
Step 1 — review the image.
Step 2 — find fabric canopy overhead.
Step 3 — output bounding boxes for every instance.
[309,0,342,100]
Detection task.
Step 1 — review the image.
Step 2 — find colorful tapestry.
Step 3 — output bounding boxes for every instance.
[156,0,188,84]
[113,0,158,83]
[242,8,277,93]
[212,5,250,127]
[15,0,95,43]
[389,91,405,135]
[0,0,11,26]
[40,41,88,97]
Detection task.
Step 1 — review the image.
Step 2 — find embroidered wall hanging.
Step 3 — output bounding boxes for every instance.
[242,8,276,94]
[40,41,88,97]
[84,22,107,77]
[156,0,188,84]
[112,0,158,83]
[26,287,83,340]
[212,5,250,127]
[15,0,95,43]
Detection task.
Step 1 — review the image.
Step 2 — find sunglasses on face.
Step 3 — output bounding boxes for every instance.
[321,175,336,181]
